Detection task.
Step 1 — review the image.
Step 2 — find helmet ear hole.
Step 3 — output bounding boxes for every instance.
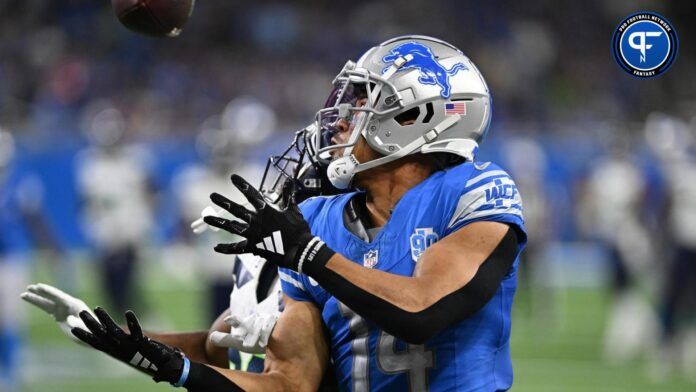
[394,106,421,125]
[422,102,434,123]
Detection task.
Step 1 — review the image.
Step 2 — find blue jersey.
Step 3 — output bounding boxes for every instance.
[280,162,526,392]
[0,172,33,258]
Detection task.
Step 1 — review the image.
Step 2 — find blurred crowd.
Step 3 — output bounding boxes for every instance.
[0,0,695,140]
[1,0,695,390]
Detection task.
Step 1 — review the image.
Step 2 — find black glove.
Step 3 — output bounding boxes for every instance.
[71,307,190,386]
[203,174,335,273]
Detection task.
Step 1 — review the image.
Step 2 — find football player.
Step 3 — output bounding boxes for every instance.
[0,130,26,392]
[647,114,696,376]
[172,96,274,324]
[75,105,156,314]
[577,137,657,363]
[2,129,61,392]
[63,36,526,391]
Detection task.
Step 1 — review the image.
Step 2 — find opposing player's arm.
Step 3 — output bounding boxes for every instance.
[70,296,328,392]
[143,309,231,368]
[304,221,518,344]
[20,283,229,368]
[182,296,329,392]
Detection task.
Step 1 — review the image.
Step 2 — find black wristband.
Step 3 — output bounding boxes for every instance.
[297,237,335,276]
[183,362,244,392]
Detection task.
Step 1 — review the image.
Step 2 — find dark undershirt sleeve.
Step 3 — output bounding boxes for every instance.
[304,227,519,345]
[184,362,245,392]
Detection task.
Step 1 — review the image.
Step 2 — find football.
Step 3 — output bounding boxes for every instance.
[111,0,196,37]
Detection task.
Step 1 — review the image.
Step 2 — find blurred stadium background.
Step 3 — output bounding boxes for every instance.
[1,0,695,391]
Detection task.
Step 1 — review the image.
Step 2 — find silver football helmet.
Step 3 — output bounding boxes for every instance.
[311,35,492,189]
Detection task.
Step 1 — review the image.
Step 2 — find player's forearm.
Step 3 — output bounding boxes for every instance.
[303,228,518,344]
[305,243,478,314]
[325,255,430,310]
[144,331,227,367]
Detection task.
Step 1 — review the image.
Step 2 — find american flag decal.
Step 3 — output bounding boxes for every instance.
[445,102,467,115]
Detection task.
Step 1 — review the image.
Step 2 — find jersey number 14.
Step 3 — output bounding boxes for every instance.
[339,302,434,392]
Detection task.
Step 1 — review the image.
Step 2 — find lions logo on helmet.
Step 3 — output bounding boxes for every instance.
[382,41,468,99]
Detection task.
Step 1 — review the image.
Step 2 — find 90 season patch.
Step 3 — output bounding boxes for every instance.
[611,12,678,78]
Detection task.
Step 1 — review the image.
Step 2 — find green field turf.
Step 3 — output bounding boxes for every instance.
[19,258,695,392]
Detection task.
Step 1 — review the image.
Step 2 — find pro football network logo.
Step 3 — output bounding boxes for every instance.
[611,12,678,78]
[410,228,439,262]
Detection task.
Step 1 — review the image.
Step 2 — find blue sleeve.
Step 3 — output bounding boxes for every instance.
[444,164,527,244]
[298,196,328,225]
[278,268,315,303]
[0,176,32,255]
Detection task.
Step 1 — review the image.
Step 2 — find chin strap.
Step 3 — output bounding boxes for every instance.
[327,155,359,190]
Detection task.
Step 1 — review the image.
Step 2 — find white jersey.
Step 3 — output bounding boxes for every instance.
[214,254,281,361]
[174,165,237,226]
[173,162,265,277]
[663,157,696,248]
[584,158,645,242]
[76,145,153,249]
[230,253,281,319]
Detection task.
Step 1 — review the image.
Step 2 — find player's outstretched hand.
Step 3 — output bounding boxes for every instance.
[203,174,335,273]
[209,312,278,354]
[20,283,94,344]
[71,307,189,386]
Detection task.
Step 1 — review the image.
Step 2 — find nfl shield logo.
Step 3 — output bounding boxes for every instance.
[363,249,379,268]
